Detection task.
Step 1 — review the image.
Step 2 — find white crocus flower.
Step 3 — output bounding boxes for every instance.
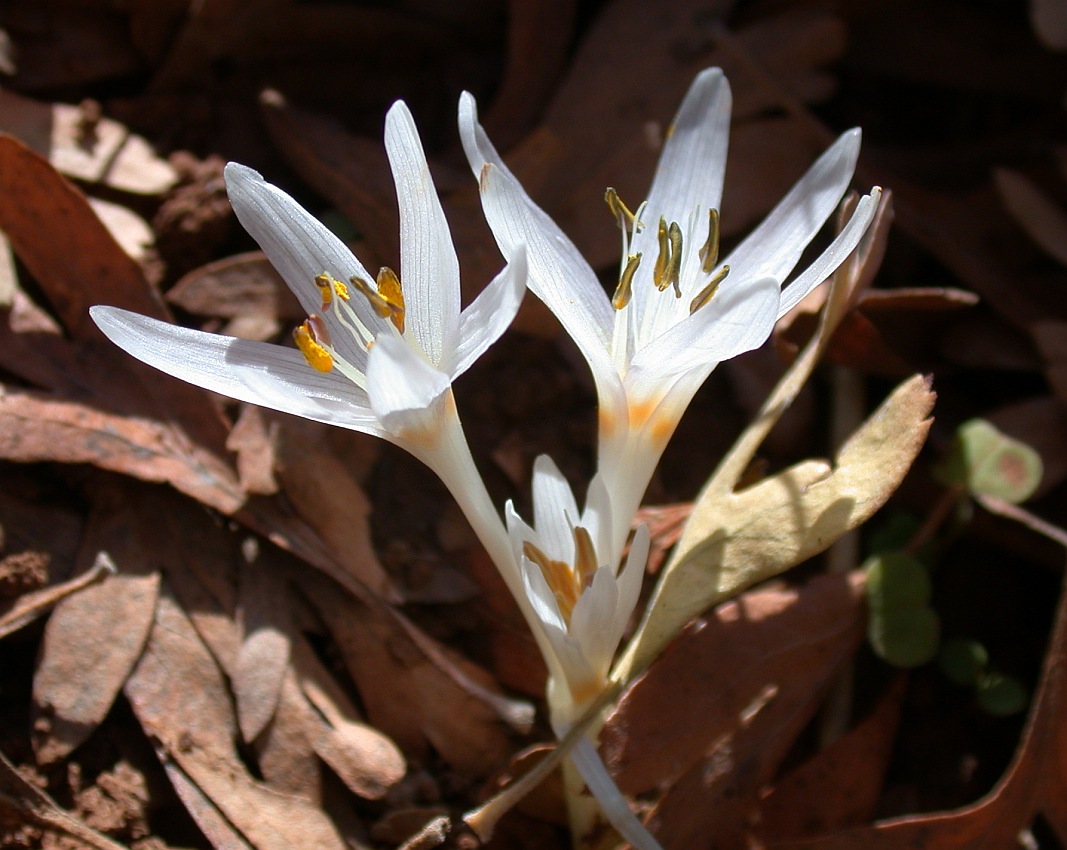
[460,68,881,558]
[90,101,534,615]
[505,455,649,713]
[506,455,659,850]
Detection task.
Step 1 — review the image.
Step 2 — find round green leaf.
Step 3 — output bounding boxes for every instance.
[938,637,988,686]
[865,552,932,612]
[869,606,940,668]
[977,672,1028,717]
[936,419,1043,504]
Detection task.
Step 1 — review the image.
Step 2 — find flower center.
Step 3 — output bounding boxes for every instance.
[292,268,408,385]
[605,190,730,314]
[523,526,599,626]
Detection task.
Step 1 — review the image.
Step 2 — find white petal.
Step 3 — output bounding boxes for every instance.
[582,474,614,566]
[452,247,526,377]
[627,275,780,389]
[616,524,649,627]
[722,129,861,286]
[643,68,732,224]
[777,188,882,317]
[384,102,460,366]
[568,566,620,677]
[519,554,567,632]
[458,91,512,181]
[224,163,377,368]
[366,334,450,434]
[531,455,580,561]
[90,306,384,435]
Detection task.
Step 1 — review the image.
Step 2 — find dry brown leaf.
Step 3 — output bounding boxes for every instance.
[623,374,934,676]
[126,587,347,850]
[0,135,167,339]
[272,417,397,600]
[0,90,177,195]
[31,486,164,765]
[255,670,325,803]
[0,388,245,515]
[226,406,280,496]
[164,251,303,322]
[757,677,906,842]
[601,573,865,850]
[234,558,292,744]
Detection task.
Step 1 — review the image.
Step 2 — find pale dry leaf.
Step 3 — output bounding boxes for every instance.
[32,490,163,764]
[256,670,325,802]
[623,375,934,677]
[234,558,291,743]
[88,198,155,264]
[0,90,177,194]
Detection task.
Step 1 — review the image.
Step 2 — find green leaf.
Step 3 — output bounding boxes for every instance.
[936,419,1043,504]
[869,606,940,668]
[616,375,935,680]
[938,637,988,686]
[865,552,931,612]
[976,672,1029,717]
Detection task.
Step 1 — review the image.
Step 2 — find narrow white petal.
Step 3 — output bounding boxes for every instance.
[582,474,614,566]
[616,524,649,627]
[452,248,526,377]
[627,275,780,388]
[568,567,620,677]
[90,306,384,434]
[458,91,512,180]
[777,188,882,317]
[504,501,537,552]
[531,455,580,560]
[366,334,450,433]
[384,102,460,366]
[566,739,664,850]
[722,129,861,286]
[519,555,567,632]
[224,163,377,367]
[643,68,732,223]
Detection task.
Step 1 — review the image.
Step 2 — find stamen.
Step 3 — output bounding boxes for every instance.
[612,252,642,310]
[572,527,598,589]
[523,541,580,623]
[314,272,351,310]
[689,264,730,314]
[306,313,332,347]
[666,221,683,298]
[698,209,720,274]
[349,275,391,319]
[653,217,669,288]
[293,320,334,372]
[605,188,643,232]
[376,267,406,334]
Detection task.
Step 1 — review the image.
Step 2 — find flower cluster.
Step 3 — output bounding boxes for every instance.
[91,68,879,849]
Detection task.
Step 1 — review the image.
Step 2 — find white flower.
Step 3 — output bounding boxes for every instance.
[505,455,649,711]
[91,100,525,485]
[459,67,881,556]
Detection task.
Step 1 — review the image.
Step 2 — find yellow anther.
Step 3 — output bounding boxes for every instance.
[653,217,669,288]
[605,188,643,232]
[293,320,334,373]
[612,252,642,310]
[349,275,390,318]
[314,273,350,310]
[376,266,406,334]
[689,264,730,315]
[666,221,683,298]
[698,208,720,274]
[523,541,580,624]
